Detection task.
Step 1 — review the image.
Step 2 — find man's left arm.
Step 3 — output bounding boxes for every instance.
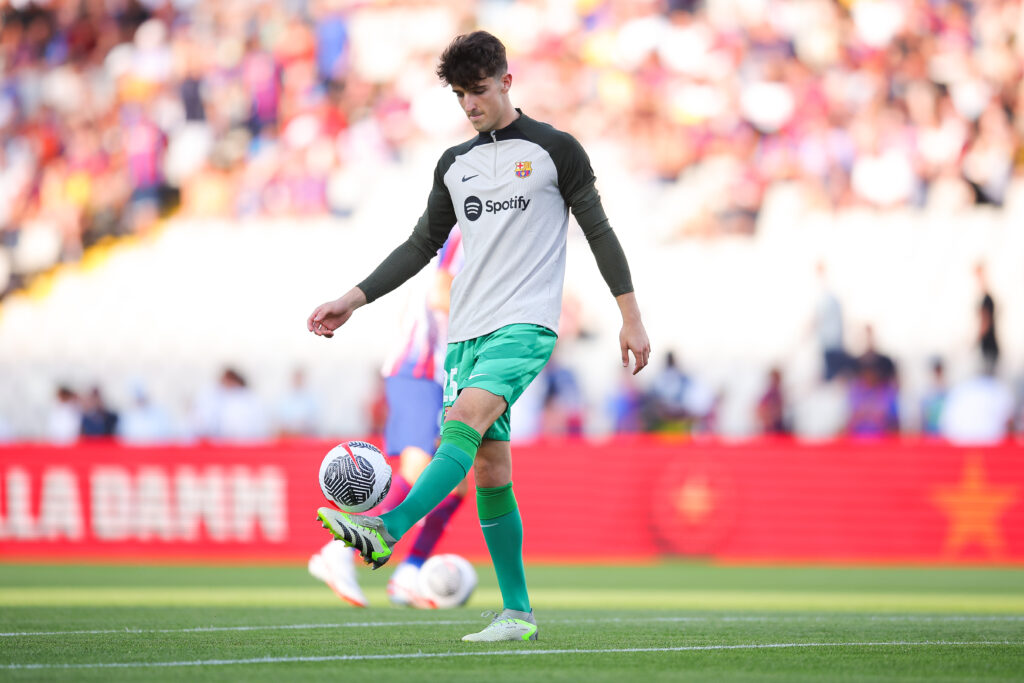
[556,135,651,374]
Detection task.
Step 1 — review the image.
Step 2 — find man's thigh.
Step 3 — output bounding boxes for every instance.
[443,324,557,441]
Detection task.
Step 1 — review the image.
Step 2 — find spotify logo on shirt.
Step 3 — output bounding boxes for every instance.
[463,194,531,222]
[464,196,483,221]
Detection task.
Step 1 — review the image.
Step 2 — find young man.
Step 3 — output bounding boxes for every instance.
[307,31,650,642]
[309,229,466,608]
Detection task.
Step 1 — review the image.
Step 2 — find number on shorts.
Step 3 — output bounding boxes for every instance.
[443,368,459,404]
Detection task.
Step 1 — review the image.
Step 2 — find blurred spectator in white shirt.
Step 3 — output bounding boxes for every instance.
[46,385,80,444]
[117,382,175,445]
[940,366,1015,445]
[275,368,320,438]
[192,367,270,442]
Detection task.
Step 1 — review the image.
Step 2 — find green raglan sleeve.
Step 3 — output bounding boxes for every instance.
[550,132,634,297]
[356,153,458,303]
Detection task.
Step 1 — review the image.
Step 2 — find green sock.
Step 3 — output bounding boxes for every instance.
[380,420,481,540]
[477,483,530,613]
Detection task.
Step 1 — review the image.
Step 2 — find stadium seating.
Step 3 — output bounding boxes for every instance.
[0,176,1020,439]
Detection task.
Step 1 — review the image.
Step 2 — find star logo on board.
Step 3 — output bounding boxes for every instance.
[651,458,737,555]
[514,161,532,178]
[675,475,715,525]
[931,454,1017,557]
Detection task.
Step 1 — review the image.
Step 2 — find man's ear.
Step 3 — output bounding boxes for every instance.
[501,72,512,93]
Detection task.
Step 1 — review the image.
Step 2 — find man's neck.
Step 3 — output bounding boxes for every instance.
[488,106,520,132]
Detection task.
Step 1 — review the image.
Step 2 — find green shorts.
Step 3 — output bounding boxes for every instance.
[442,323,557,441]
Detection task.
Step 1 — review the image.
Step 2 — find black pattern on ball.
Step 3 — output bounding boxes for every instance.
[376,477,391,507]
[324,454,377,507]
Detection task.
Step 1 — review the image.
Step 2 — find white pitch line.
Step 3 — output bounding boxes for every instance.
[652,615,1024,623]
[1,641,1018,671]
[0,620,475,638]
[3,614,1024,638]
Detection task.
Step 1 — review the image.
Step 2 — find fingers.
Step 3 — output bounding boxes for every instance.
[621,331,650,374]
[622,341,650,374]
[631,342,651,375]
[308,309,324,335]
[631,351,646,375]
[307,306,335,338]
[311,321,334,337]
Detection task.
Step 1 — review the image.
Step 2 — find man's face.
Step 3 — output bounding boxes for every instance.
[452,73,512,132]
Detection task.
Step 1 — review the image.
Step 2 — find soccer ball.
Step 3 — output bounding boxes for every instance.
[416,554,477,608]
[318,441,392,513]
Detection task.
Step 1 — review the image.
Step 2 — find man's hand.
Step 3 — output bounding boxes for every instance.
[307,287,367,338]
[620,318,651,375]
[616,292,650,375]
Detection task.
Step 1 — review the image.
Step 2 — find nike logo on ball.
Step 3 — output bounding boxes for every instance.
[462,174,478,182]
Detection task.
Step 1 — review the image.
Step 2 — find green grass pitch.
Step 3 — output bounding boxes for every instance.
[0,562,1021,681]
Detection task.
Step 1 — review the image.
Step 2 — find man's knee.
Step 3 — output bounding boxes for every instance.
[445,387,507,434]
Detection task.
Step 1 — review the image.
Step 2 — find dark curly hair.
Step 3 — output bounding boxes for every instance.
[436,31,507,89]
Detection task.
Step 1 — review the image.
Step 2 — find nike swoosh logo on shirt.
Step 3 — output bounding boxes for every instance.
[480,522,499,528]
[462,174,478,182]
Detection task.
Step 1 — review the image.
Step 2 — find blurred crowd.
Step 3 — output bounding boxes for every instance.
[2,0,1023,297]
[517,257,1022,443]
[2,0,1022,444]
[31,342,1023,447]
[39,366,322,444]
[612,259,1021,445]
[28,256,1021,447]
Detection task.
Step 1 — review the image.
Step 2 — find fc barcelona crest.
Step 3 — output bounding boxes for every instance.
[514,161,532,178]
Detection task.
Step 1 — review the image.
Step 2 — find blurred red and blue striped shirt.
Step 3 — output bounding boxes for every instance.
[381,227,464,383]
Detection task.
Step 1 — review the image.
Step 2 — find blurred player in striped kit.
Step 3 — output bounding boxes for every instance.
[309,229,464,607]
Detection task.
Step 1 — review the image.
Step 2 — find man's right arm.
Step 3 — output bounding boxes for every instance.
[308,155,457,337]
[357,156,458,303]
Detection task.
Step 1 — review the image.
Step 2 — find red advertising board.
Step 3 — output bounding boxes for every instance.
[0,438,1021,564]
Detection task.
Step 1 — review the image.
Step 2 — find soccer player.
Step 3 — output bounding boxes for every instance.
[309,229,466,608]
[307,31,650,642]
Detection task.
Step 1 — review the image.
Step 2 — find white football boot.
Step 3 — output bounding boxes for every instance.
[462,609,538,642]
[386,561,420,606]
[308,540,368,607]
[387,561,436,609]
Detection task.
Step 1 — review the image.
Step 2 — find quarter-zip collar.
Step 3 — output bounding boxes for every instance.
[475,108,526,144]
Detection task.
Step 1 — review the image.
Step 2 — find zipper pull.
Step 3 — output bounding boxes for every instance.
[491,131,498,176]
